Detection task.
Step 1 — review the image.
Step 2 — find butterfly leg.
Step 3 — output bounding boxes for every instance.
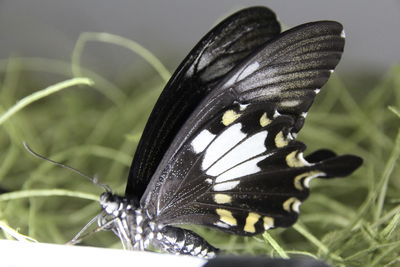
[154,226,219,258]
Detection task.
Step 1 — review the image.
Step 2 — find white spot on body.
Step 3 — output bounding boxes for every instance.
[105,202,119,214]
[301,112,307,118]
[148,232,154,239]
[191,129,216,154]
[202,123,246,170]
[201,249,208,256]
[149,222,155,230]
[207,131,268,176]
[157,233,163,240]
[136,215,143,225]
[329,69,334,73]
[186,244,194,251]
[175,239,184,248]
[341,29,346,38]
[166,235,176,244]
[314,88,321,94]
[273,110,281,118]
[193,246,202,254]
[112,210,120,217]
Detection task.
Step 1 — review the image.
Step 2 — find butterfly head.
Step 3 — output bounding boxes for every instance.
[99,192,120,214]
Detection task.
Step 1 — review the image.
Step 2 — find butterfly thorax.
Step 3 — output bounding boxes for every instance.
[98,192,218,257]
[99,192,154,250]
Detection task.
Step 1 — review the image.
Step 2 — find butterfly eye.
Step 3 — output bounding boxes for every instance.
[99,192,111,203]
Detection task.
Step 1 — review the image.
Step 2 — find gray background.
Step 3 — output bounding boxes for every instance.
[0,0,399,77]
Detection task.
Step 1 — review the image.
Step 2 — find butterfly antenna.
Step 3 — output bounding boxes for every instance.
[23,142,111,192]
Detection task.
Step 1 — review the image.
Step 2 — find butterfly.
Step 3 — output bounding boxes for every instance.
[84,6,362,258]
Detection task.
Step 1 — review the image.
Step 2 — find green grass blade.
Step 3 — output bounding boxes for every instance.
[0,78,93,126]
[72,32,171,82]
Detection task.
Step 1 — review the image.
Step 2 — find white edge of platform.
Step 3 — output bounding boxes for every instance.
[0,240,207,267]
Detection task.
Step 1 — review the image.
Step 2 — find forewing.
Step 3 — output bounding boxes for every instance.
[144,21,346,183]
[222,20,346,133]
[125,6,281,199]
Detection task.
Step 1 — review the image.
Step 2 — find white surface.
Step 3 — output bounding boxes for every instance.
[0,240,206,267]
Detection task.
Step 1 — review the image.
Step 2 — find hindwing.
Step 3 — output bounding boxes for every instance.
[141,103,360,235]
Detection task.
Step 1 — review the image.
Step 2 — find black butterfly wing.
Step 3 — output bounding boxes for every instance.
[141,21,362,235]
[125,6,281,199]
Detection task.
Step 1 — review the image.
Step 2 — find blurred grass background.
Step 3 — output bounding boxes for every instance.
[0,31,399,267]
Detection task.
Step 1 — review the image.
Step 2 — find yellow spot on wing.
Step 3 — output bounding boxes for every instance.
[283,197,301,213]
[259,112,271,127]
[275,131,288,148]
[222,110,241,126]
[286,151,309,167]
[214,194,232,204]
[294,171,322,190]
[244,212,260,233]
[216,209,237,226]
[263,217,274,230]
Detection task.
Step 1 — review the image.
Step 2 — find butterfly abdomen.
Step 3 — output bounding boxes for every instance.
[154,226,218,258]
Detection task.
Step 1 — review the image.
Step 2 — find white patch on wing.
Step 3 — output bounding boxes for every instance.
[224,62,259,88]
[273,110,281,118]
[191,129,216,153]
[280,100,300,108]
[215,155,268,183]
[237,62,260,81]
[239,103,249,111]
[207,131,268,176]
[213,181,240,191]
[292,201,301,213]
[304,172,325,188]
[214,221,230,229]
[202,123,246,170]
